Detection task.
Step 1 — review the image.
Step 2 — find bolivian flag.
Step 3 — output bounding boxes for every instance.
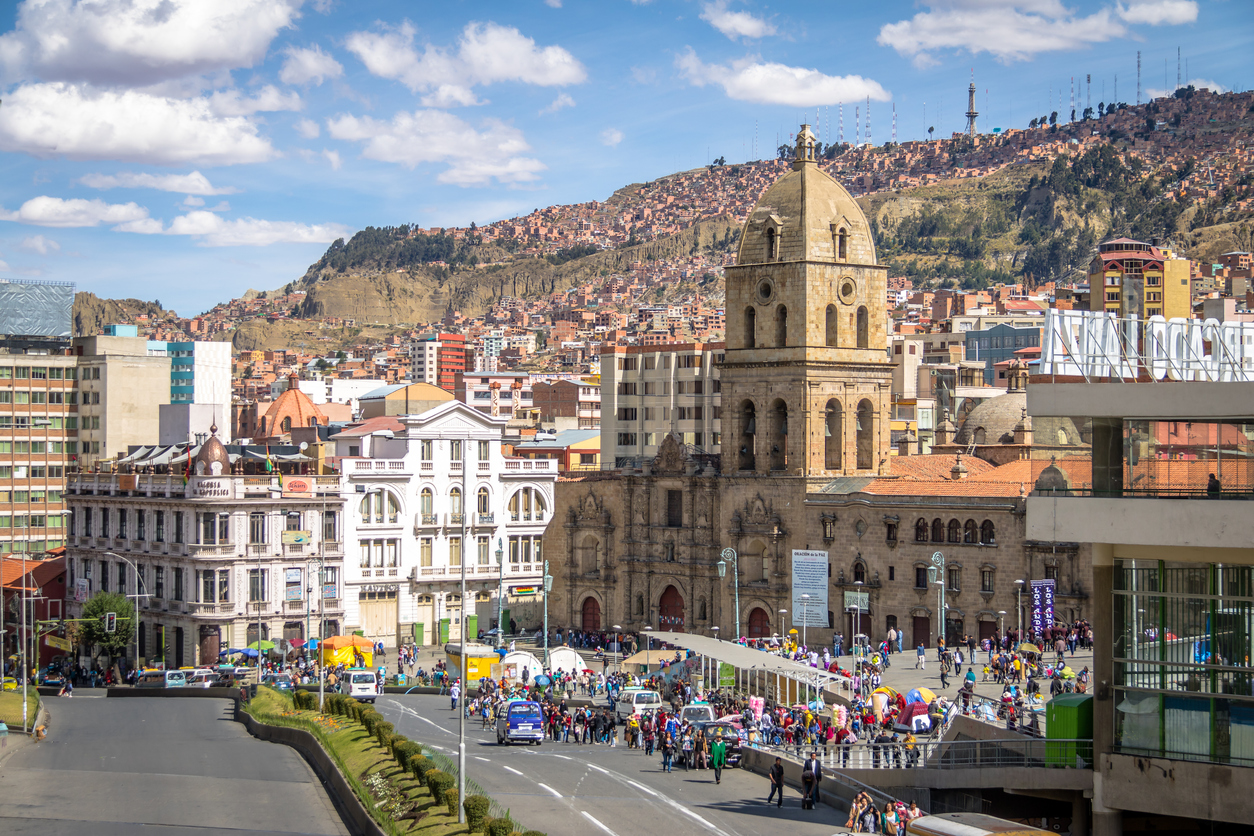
[266,446,283,489]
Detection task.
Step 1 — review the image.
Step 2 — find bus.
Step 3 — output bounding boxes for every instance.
[906,813,1050,836]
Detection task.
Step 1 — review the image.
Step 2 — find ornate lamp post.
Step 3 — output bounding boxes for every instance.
[717,547,740,638]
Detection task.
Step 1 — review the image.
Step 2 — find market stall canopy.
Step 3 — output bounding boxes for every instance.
[647,631,853,689]
[546,647,585,674]
[323,635,375,651]
[905,687,938,705]
[621,649,677,667]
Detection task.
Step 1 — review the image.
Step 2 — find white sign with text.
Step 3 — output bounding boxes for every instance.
[791,550,829,629]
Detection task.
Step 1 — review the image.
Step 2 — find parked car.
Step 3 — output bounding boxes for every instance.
[694,721,743,767]
[262,674,294,692]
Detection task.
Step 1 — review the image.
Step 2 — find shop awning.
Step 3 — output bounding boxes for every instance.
[647,631,853,689]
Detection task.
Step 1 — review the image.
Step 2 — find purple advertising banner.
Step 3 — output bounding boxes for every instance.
[1030,579,1056,636]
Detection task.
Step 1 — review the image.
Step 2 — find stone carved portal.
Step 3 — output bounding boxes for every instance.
[659,585,685,632]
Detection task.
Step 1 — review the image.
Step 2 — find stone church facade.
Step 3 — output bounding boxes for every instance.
[545,127,1088,647]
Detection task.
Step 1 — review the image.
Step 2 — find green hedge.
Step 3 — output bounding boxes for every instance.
[410,754,433,783]
[520,830,547,836]
[374,721,395,747]
[425,769,453,801]
[487,817,513,836]
[393,738,421,767]
[444,787,459,817]
[463,796,491,832]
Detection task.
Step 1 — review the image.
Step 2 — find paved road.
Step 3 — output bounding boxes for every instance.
[378,694,850,836]
[0,694,349,836]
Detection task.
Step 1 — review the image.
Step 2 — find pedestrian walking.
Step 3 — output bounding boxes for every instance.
[710,732,728,785]
[661,734,675,772]
[449,680,461,711]
[767,757,785,808]
[801,750,822,809]
[915,643,925,670]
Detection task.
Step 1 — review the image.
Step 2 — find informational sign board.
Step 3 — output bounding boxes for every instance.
[281,530,311,545]
[47,635,72,651]
[791,549,829,628]
[844,590,869,611]
[718,662,736,688]
[1031,579,1056,636]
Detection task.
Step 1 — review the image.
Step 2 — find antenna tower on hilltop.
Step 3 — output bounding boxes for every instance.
[855,105,860,146]
[1177,47,1181,91]
[1137,51,1142,105]
[1087,74,1091,112]
[839,103,844,144]
[865,96,871,146]
[1070,76,1075,121]
[965,70,978,136]
[892,104,897,144]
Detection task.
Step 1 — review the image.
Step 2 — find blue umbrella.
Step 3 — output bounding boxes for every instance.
[534,675,551,687]
[219,648,246,656]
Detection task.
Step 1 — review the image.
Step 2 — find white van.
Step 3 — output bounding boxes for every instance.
[136,669,187,688]
[679,703,716,726]
[185,669,219,688]
[614,688,662,722]
[346,668,380,703]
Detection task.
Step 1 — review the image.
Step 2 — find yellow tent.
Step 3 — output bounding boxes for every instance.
[321,635,375,668]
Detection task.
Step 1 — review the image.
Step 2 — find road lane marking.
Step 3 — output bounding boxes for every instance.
[474,757,490,762]
[581,811,619,836]
[503,766,524,776]
[626,779,659,797]
[588,764,609,774]
[553,754,572,760]
[537,783,562,798]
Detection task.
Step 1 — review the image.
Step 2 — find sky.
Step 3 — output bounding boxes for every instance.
[0,0,1249,316]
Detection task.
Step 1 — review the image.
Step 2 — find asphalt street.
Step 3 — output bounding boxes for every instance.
[0,694,349,836]
[378,693,851,836]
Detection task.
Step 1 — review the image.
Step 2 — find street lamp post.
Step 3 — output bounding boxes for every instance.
[1015,579,1026,642]
[850,579,865,698]
[495,538,504,649]
[612,624,622,673]
[102,551,148,682]
[931,551,946,651]
[998,610,1007,650]
[800,593,811,649]
[717,547,739,638]
[542,559,553,667]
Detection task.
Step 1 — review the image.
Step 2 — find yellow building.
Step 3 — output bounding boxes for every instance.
[1087,237,1190,319]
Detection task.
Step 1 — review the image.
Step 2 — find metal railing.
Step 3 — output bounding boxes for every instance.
[755,736,1092,772]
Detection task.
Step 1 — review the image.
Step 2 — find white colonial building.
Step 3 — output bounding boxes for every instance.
[334,401,557,648]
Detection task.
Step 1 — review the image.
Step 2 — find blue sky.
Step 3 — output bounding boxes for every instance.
[0,0,1249,316]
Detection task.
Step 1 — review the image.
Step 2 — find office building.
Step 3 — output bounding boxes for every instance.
[74,334,171,468]
[1087,237,1191,320]
[410,333,467,391]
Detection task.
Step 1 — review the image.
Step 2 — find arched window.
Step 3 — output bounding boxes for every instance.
[770,399,788,471]
[856,306,869,349]
[856,399,874,469]
[739,400,756,471]
[980,520,996,545]
[635,595,645,616]
[947,519,961,543]
[507,487,547,522]
[698,598,708,621]
[964,519,978,544]
[477,487,490,514]
[915,518,929,542]
[360,490,399,524]
[776,305,788,347]
[853,562,866,583]
[837,227,848,260]
[282,416,292,432]
[932,518,944,542]
[824,399,842,470]
[420,488,433,518]
[825,304,838,347]
[745,307,756,349]
[973,427,987,445]
[766,227,777,260]
[449,487,462,517]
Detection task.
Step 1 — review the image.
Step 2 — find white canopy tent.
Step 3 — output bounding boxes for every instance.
[647,630,852,703]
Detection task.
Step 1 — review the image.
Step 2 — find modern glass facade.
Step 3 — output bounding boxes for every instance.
[1113,559,1254,766]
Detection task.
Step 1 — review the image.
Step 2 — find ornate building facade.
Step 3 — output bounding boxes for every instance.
[545,127,1087,647]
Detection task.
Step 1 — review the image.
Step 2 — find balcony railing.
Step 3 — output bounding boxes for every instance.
[477,513,495,525]
[285,599,305,611]
[747,736,1090,772]
[188,544,235,557]
[187,601,235,615]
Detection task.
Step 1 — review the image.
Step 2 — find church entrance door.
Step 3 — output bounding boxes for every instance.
[748,607,770,638]
[581,597,601,632]
[659,585,685,632]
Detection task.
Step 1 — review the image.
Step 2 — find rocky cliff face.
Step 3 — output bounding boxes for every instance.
[72,292,170,337]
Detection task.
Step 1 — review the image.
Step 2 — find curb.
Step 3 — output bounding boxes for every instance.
[235,702,388,836]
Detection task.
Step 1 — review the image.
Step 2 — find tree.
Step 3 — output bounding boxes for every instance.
[928,126,935,140]
[79,591,136,659]
[335,350,347,361]
[1049,112,1058,126]
[1029,118,1038,129]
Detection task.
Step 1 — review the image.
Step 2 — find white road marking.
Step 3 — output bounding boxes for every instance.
[581,811,619,836]
[626,779,659,797]
[588,764,609,774]
[503,765,524,776]
[553,754,572,760]
[474,756,490,762]
[538,783,562,798]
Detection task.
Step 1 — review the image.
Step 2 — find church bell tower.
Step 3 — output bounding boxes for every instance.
[720,124,892,479]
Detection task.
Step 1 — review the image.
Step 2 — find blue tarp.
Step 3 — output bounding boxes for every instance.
[905,688,926,705]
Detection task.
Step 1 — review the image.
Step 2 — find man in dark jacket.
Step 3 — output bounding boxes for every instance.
[767,757,785,807]
[801,750,822,808]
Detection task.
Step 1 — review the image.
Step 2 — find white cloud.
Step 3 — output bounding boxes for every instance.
[545,0,563,7]
[700,1,777,40]
[0,83,277,166]
[345,21,586,107]
[877,0,1196,67]
[326,109,546,186]
[540,93,575,114]
[0,260,10,272]
[677,49,890,106]
[1116,0,1198,25]
[280,44,345,86]
[322,149,342,170]
[600,128,624,147]
[183,196,206,207]
[157,212,350,246]
[79,170,238,195]
[0,0,301,86]
[295,118,321,139]
[0,196,149,228]
[19,235,59,255]
[208,85,302,117]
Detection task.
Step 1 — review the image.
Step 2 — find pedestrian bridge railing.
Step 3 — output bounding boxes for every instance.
[750,736,1093,772]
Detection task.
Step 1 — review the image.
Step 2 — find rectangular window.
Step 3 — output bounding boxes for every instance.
[450,440,462,462]
[616,407,637,421]
[915,567,928,589]
[420,440,433,461]
[322,510,337,543]
[83,507,93,537]
[286,569,302,603]
[420,537,432,567]
[478,440,490,461]
[173,567,184,601]
[154,510,164,542]
[174,512,184,544]
[477,536,490,565]
[981,569,994,593]
[449,537,461,567]
[249,511,267,544]
[117,562,126,593]
[617,433,637,447]
[136,509,146,541]
[617,382,637,396]
[154,566,165,598]
[101,509,110,539]
[218,569,229,602]
[947,566,961,592]
[248,569,268,602]
[666,490,683,527]
[358,540,371,568]
[509,536,520,565]
[100,560,109,592]
[117,508,128,539]
[387,540,398,567]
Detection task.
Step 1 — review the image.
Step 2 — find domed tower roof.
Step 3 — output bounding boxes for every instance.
[195,423,230,476]
[737,124,877,266]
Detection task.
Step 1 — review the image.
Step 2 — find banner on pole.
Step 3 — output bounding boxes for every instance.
[1030,579,1056,636]
[718,662,735,688]
[791,549,829,628]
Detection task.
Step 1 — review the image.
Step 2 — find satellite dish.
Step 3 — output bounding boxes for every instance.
[299,442,309,451]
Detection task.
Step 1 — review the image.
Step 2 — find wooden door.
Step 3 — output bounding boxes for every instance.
[913,615,931,649]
